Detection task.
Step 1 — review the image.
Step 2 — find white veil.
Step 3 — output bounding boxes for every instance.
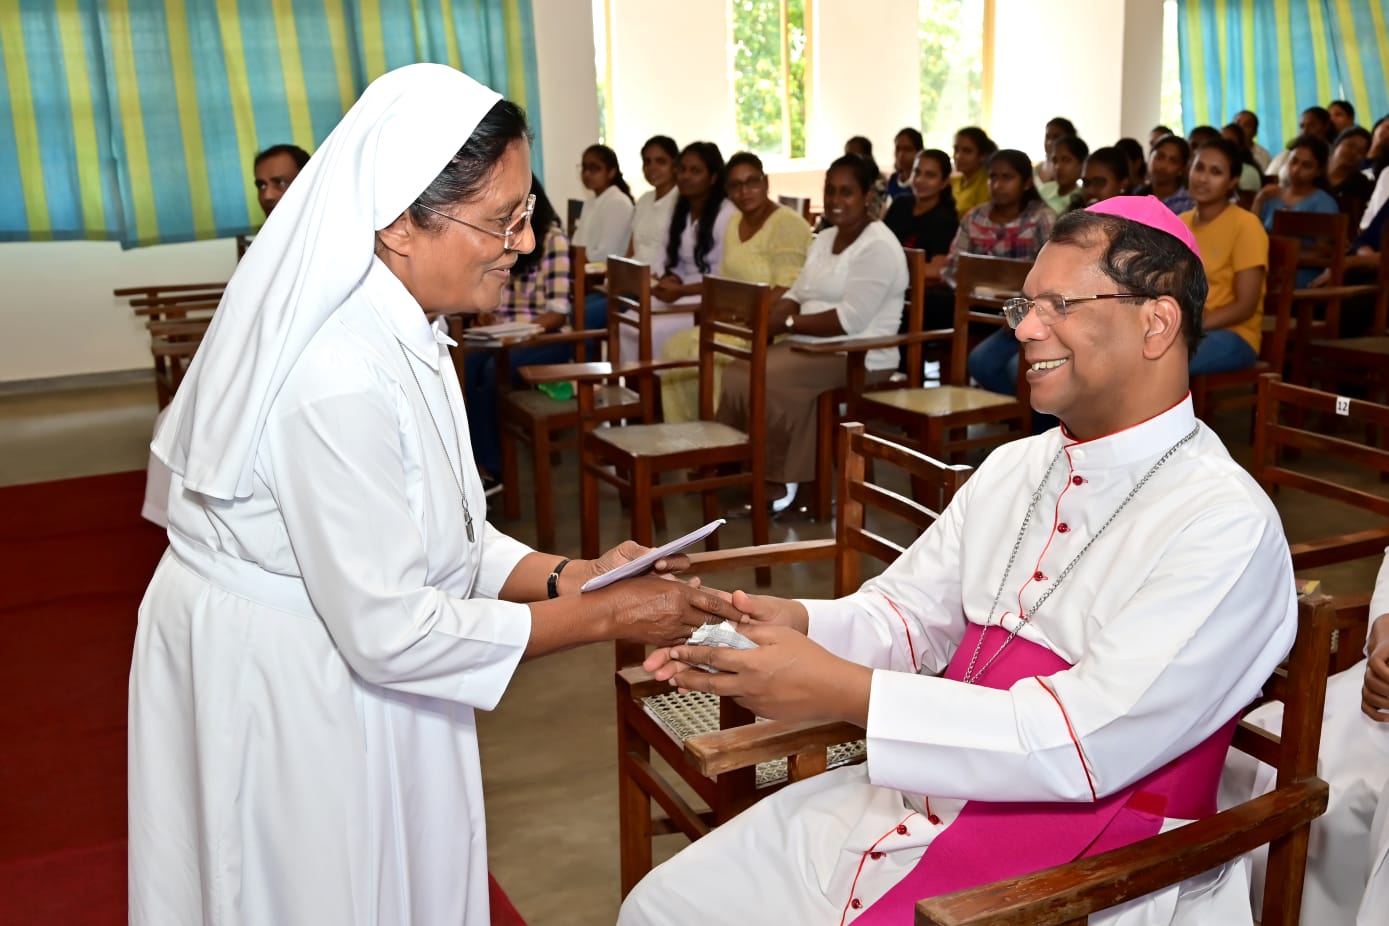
[152,63,501,500]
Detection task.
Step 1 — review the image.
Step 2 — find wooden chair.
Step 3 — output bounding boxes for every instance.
[566,197,584,237]
[574,275,774,565]
[1190,235,1299,429]
[1304,240,1389,418]
[115,283,226,407]
[1270,211,1352,383]
[832,254,1032,464]
[914,592,1336,926]
[615,422,971,894]
[491,246,639,550]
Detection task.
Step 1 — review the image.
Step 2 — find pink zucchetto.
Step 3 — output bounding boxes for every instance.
[1084,195,1202,261]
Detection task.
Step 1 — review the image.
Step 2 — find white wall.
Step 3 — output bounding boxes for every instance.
[532,0,599,207]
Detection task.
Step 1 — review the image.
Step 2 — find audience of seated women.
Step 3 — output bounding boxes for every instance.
[1037,135,1088,214]
[1114,136,1147,189]
[462,179,574,491]
[950,126,997,218]
[1180,138,1269,376]
[717,155,908,518]
[1032,116,1076,184]
[623,142,736,362]
[1137,133,1196,214]
[883,148,960,334]
[573,144,634,263]
[1252,134,1338,287]
[956,149,1058,397]
[886,127,924,201]
[1235,109,1274,171]
[1078,146,1132,206]
[585,134,678,330]
[657,152,812,423]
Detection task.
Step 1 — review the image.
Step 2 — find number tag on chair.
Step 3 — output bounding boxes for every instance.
[1335,396,1350,415]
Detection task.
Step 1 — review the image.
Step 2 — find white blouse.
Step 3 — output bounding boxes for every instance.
[572,183,634,262]
[630,186,678,273]
[783,220,909,371]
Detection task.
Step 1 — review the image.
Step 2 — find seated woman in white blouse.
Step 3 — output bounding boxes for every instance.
[583,135,679,330]
[572,143,634,262]
[618,141,736,363]
[718,153,908,517]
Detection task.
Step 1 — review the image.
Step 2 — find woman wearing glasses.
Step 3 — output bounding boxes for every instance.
[128,65,717,926]
[658,151,813,423]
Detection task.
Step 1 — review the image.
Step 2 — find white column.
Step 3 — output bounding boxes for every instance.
[808,0,921,166]
[531,0,601,206]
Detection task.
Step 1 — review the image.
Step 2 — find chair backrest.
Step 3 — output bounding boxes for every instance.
[834,421,971,595]
[950,255,1033,386]
[569,243,592,361]
[777,194,812,225]
[1270,210,1349,281]
[567,197,584,237]
[901,248,927,387]
[1260,236,1301,371]
[1253,372,1389,666]
[1254,373,1389,519]
[606,256,654,364]
[697,276,772,430]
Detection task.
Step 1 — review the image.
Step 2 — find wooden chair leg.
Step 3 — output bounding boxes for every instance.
[532,426,555,551]
[581,453,601,560]
[815,392,834,520]
[616,702,654,897]
[750,473,771,587]
[631,459,655,548]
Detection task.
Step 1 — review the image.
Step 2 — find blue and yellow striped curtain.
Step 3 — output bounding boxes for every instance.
[1177,0,1389,151]
[0,0,542,248]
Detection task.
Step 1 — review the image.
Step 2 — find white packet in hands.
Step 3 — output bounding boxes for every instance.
[687,620,757,673]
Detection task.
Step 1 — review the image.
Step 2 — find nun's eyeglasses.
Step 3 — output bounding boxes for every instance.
[415,193,536,252]
[1002,293,1149,328]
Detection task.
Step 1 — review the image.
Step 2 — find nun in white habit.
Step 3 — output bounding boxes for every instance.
[129,64,718,926]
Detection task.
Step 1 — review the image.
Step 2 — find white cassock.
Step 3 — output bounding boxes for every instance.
[621,396,1296,925]
[129,260,534,925]
[1222,549,1389,926]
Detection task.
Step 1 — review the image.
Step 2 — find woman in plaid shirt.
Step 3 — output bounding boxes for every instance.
[952,149,1057,399]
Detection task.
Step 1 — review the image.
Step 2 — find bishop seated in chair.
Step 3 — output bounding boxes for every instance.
[620,197,1298,925]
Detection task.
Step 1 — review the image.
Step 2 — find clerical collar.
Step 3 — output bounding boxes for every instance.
[1056,393,1198,470]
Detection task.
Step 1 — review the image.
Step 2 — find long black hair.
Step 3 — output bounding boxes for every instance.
[664,141,726,276]
[512,174,561,277]
[988,149,1042,210]
[409,99,531,234]
[583,143,633,201]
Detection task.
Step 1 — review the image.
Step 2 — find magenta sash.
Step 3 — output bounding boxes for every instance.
[855,623,1237,924]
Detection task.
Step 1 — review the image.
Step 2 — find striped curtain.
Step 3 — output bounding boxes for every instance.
[0,0,542,248]
[1176,0,1388,152]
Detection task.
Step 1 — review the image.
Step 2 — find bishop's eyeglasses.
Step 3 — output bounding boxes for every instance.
[1001,292,1150,329]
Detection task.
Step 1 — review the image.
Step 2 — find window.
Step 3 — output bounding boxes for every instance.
[729,0,809,159]
[1159,0,1183,132]
[919,0,986,149]
[593,0,612,144]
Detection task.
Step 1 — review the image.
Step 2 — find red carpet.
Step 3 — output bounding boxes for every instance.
[0,470,526,926]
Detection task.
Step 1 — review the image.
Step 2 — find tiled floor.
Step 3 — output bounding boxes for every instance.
[3,374,1383,925]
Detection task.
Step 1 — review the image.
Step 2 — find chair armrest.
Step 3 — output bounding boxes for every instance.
[519,357,697,385]
[684,718,865,777]
[688,539,837,572]
[914,778,1329,926]
[1300,284,1378,300]
[790,329,954,355]
[1289,526,1389,570]
[616,664,671,700]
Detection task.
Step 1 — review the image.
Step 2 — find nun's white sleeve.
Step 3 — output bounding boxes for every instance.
[259,356,531,710]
